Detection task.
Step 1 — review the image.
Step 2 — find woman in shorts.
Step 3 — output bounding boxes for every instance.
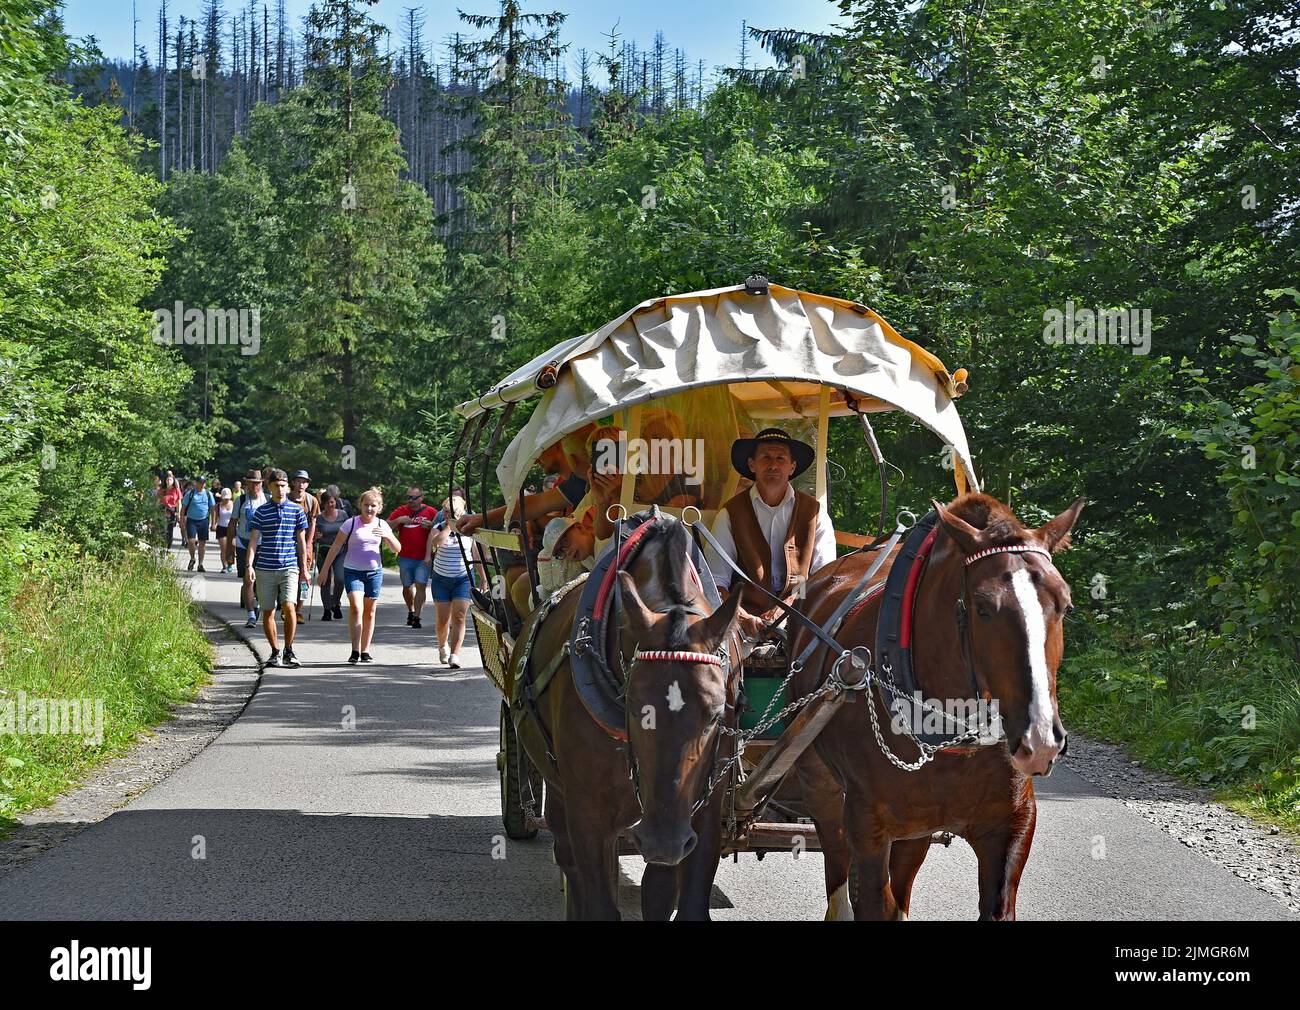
[317,487,401,664]
[424,494,476,668]
[314,492,349,621]
[214,489,234,572]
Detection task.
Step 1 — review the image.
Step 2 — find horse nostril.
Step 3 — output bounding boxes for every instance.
[1056,729,1069,756]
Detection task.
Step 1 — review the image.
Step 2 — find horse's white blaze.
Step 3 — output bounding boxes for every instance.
[1010,568,1056,757]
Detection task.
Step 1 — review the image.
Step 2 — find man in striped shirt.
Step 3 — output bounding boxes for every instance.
[244,469,310,668]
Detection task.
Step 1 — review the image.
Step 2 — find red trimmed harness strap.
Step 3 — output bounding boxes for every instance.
[964,544,1052,566]
[843,581,886,623]
[592,516,659,621]
[899,525,940,650]
[633,650,723,666]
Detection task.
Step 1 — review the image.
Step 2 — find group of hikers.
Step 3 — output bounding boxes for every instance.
[155,468,475,670]
[153,421,831,671]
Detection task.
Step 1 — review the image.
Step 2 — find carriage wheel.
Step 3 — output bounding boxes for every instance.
[499,701,543,840]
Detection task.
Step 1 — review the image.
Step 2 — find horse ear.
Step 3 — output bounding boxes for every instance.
[931,499,984,556]
[1034,496,1087,553]
[694,587,743,653]
[618,571,662,641]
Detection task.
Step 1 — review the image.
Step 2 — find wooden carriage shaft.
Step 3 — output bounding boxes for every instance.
[732,687,848,816]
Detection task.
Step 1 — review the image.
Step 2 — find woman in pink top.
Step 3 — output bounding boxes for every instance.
[158,471,182,548]
[317,487,401,664]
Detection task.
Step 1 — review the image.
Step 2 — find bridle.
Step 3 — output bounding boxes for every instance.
[624,635,738,819]
[946,542,1057,749]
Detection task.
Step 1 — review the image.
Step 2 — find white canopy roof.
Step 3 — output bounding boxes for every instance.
[456,283,979,510]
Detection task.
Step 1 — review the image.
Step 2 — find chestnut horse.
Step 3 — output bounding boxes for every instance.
[515,516,743,920]
[789,492,1085,920]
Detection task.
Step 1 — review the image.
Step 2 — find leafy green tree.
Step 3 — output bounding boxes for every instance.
[224,0,442,485]
[439,1,578,375]
[0,0,193,547]
[1182,291,1300,658]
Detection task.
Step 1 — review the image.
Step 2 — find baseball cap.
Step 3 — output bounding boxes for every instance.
[293,470,310,480]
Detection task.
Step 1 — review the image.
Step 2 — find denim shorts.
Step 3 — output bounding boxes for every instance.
[397,556,430,588]
[430,572,472,603]
[343,567,383,599]
[186,517,210,540]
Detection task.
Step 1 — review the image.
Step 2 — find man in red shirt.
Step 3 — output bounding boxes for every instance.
[389,487,438,628]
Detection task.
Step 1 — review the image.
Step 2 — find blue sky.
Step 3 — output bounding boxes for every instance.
[59,0,847,81]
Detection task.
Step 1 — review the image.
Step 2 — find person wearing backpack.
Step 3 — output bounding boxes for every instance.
[182,475,218,572]
[226,469,268,627]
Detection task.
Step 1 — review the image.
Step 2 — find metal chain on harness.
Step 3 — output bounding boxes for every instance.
[864,667,987,772]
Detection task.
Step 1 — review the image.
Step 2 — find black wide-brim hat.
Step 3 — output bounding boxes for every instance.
[731,428,815,480]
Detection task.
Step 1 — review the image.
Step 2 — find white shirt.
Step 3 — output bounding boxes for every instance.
[706,485,837,594]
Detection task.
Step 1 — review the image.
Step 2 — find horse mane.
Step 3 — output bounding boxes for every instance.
[944,492,1028,544]
[642,519,698,650]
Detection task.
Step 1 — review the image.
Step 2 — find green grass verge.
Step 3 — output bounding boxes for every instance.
[0,544,212,835]
[1061,615,1300,835]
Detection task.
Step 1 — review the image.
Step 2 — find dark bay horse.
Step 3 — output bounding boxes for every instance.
[789,492,1085,920]
[515,516,743,920]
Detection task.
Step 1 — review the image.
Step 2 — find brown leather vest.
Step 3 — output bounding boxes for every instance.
[722,487,820,612]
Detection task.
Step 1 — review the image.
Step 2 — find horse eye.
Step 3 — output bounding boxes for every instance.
[976,604,992,620]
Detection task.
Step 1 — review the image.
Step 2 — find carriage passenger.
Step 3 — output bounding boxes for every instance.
[704,429,837,644]
[535,510,597,597]
[456,426,596,620]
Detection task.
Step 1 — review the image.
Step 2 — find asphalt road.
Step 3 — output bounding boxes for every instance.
[0,549,1292,920]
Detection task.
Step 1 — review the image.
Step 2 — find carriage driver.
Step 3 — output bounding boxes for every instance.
[704,428,837,643]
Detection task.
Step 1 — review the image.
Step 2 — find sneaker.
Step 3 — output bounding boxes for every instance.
[358,652,374,664]
[187,559,195,571]
[348,650,360,665]
[439,643,449,664]
[283,648,301,669]
[265,650,282,668]
[406,612,415,627]
[333,607,343,620]
[448,654,461,669]
[321,611,332,622]
[197,563,205,572]
[244,615,258,628]
[412,616,422,629]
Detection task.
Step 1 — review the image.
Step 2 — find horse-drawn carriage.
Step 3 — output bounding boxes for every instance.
[449,279,1083,920]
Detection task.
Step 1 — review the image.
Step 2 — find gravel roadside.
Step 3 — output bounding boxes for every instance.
[1061,735,1300,916]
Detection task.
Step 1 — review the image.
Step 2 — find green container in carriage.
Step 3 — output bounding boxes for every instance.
[739,674,789,739]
